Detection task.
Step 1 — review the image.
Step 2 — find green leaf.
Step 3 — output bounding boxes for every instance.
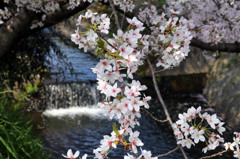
[98,38,105,49]
[112,123,119,136]
[96,49,103,56]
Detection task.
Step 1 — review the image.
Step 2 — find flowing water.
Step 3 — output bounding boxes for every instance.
[38,35,228,159]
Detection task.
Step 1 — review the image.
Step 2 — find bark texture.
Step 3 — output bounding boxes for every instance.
[0,8,34,57]
[191,38,240,53]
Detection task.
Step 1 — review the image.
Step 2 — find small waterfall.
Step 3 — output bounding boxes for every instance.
[45,82,103,109]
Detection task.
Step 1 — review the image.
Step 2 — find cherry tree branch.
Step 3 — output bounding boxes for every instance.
[109,0,121,30]
[154,67,173,74]
[0,2,91,58]
[200,150,228,159]
[191,38,240,53]
[146,57,188,159]
[158,145,180,158]
[141,108,168,123]
[94,30,118,51]
[0,8,35,58]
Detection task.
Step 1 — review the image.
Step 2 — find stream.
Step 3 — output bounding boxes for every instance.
[38,35,228,159]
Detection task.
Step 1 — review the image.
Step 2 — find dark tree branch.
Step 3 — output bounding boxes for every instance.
[158,145,180,158]
[0,2,91,58]
[35,2,91,30]
[191,38,240,53]
[141,108,168,123]
[147,57,188,159]
[0,8,35,57]
[200,150,227,159]
[109,0,121,30]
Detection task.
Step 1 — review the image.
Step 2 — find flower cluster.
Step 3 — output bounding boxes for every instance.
[91,17,152,158]
[94,129,145,158]
[71,10,157,158]
[30,14,46,29]
[71,9,110,52]
[43,1,60,13]
[14,0,61,13]
[113,0,135,12]
[67,0,134,12]
[0,0,60,28]
[68,0,82,10]
[174,106,225,153]
[165,0,240,43]
[224,132,240,158]
[0,7,11,24]
[138,5,192,69]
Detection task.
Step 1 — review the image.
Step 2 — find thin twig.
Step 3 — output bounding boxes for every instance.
[109,0,121,30]
[154,67,174,74]
[141,108,168,123]
[200,150,228,159]
[121,11,126,28]
[154,68,168,74]
[94,30,118,51]
[154,69,166,74]
[147,57,188,159]
[158,145,180,158]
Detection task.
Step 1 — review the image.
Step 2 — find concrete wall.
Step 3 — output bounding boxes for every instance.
[204,53,240,131]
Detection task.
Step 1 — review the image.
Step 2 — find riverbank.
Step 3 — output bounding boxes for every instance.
[22,86,46,112]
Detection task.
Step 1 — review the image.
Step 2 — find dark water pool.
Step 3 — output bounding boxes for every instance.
[38,93,218,159]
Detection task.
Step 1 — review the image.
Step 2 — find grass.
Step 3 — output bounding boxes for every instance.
[0,90,50,159]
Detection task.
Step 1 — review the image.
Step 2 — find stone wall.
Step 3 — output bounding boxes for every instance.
[203,53,240,131]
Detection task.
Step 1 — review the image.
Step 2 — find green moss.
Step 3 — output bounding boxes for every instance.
[136,69,145,77]
[157,77,161,84]
[236,93,240,98]
[230,77,237,85]
[232,57,240,65]
[225,62,231,68]
[219,68,223,74]
[156,0,166,5]
[25,83,38,94]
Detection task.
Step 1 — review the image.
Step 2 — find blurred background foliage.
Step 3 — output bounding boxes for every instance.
[0,29,73,90]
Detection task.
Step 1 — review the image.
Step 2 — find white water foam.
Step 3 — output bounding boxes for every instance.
[43,106,105,118]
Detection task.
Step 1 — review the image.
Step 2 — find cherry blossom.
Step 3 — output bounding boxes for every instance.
[224,142,235,151]
[206,114,220,129]
[191,129,205,143]
[138,149,158,159]
[224,132,240,158]
[129,131,144,153]
[174,106,225,153]
[165,0,240,44]
[62,149,87,159]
